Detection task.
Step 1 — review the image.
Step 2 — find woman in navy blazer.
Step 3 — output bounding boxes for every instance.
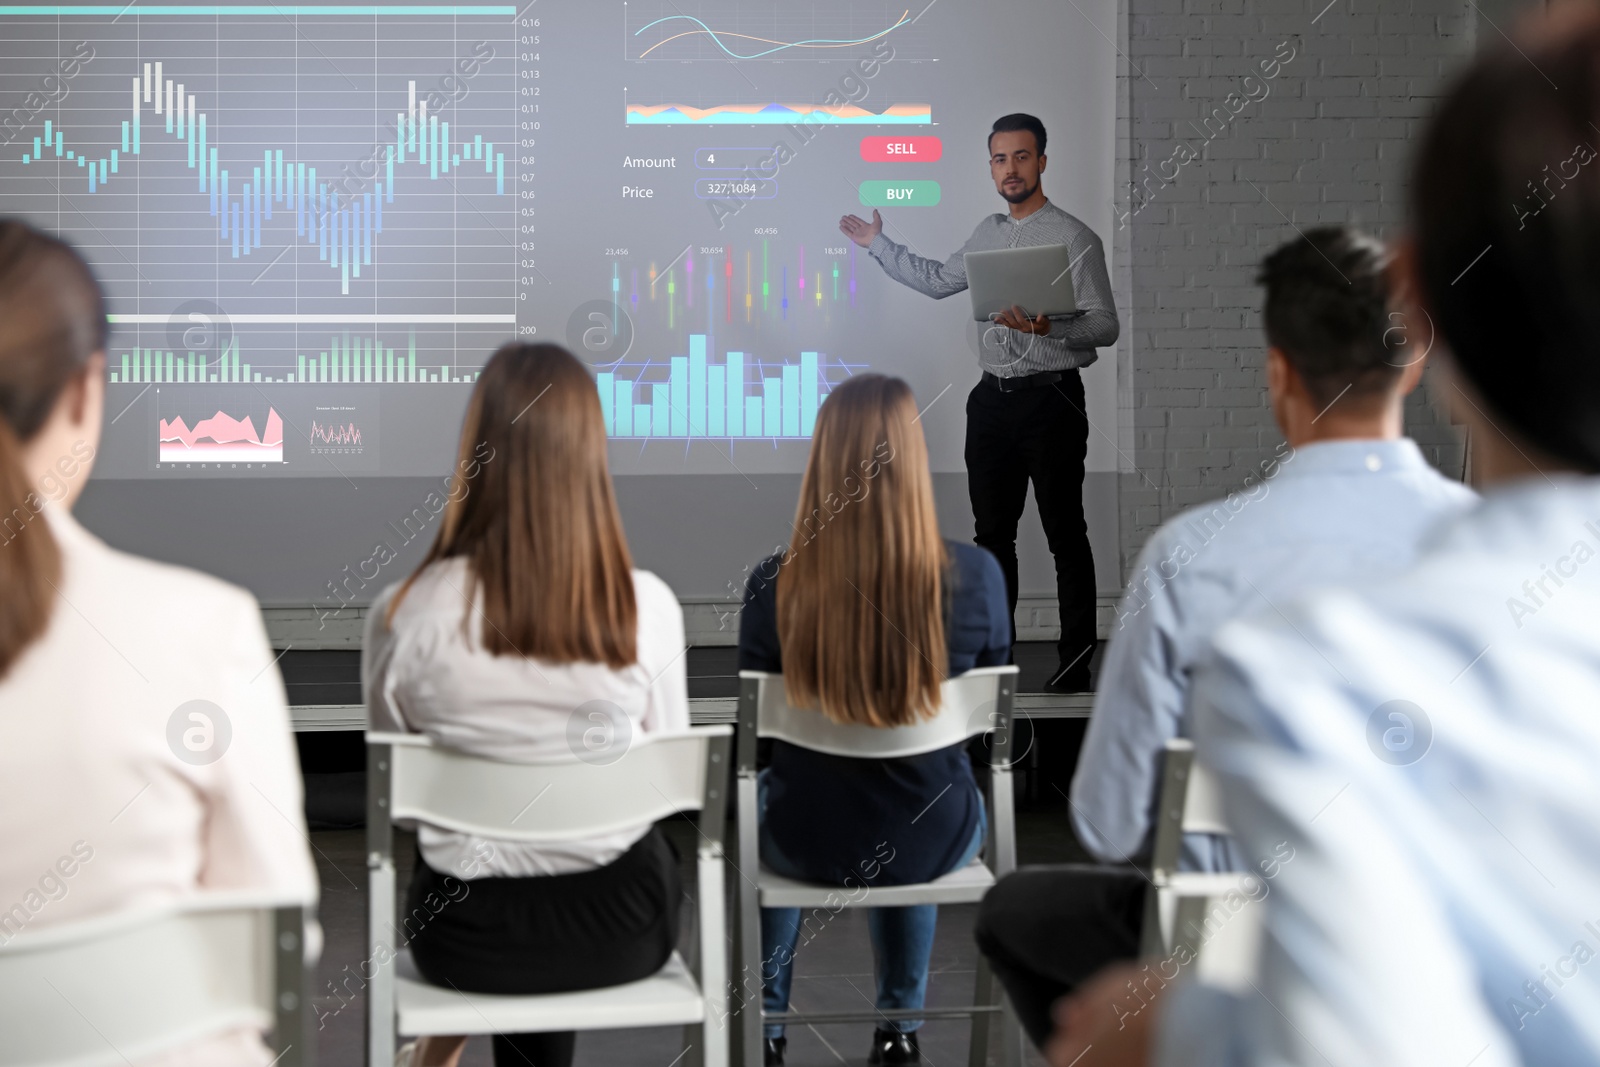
[738,374,1010,1066]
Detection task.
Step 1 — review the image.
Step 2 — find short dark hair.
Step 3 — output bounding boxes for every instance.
[1411,11,1600,471]
[989,113,1046,156]
[1255,227,1398,409]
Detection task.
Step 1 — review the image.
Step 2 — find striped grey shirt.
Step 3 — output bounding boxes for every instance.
[867,199,1119,376]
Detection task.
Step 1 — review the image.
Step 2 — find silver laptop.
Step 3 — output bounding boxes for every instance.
[964,244,1080,322]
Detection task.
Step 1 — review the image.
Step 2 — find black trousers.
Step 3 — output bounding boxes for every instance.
[972,865,1144,1049]
[965,370,1097,670]
[405,827,682,1067]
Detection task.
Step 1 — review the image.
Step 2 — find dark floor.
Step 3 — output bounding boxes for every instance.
[298,641,1102,1066]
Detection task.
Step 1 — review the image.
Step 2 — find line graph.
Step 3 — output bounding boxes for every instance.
[0,6,518,326]
[19,73,507,296]
[632,9,908,60]
[309,419,363,447]
[623,2,933,63]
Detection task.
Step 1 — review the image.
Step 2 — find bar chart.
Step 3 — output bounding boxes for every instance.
[110,331,482,385]
[598,334,842,439]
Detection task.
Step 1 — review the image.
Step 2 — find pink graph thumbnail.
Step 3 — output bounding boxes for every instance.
[159,409,285,463]
[309,420,362,447]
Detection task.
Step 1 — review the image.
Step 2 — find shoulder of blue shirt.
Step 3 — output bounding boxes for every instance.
[1130,444,1476,572]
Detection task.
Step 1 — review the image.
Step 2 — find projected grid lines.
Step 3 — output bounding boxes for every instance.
[0,3,520,385]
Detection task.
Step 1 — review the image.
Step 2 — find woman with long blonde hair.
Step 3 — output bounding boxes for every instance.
[365,343,690,1067]
[737,374,1011,1066]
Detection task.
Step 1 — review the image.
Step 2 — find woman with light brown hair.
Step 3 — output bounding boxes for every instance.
[737,374,1011,1066]
[364,342,690,1067]
[0,220,315,1065]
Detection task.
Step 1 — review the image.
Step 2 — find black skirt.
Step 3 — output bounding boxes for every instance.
[405,825,683,996]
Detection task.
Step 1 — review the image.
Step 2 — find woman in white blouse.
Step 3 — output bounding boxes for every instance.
[0,224,317,1063]
[364,342,690,1067]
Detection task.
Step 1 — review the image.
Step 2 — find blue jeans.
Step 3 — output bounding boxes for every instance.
[757,770,987,1039]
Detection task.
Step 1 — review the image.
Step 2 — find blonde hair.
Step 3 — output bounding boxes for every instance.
[776,375,947,726]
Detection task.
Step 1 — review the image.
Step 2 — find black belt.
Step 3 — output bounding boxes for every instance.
[982,369,1064,393]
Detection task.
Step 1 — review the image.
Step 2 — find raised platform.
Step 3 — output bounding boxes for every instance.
[291,691,1094,731]
[284,642,1101,731]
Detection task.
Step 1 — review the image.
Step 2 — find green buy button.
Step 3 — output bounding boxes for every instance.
[859,180,941,207]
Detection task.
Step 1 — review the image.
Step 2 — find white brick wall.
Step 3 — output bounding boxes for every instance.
[1117,0,1476,574]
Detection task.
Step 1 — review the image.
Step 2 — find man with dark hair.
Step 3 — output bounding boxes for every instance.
[840,112,1117,692]
[970,226,1476,1049]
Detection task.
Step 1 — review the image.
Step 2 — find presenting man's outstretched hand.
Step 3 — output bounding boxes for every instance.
[839,209,884,248]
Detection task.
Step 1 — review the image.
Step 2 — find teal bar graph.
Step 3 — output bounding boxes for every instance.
[688,333,707,436]
[727,352,744,436]
[763,378,780,437]
[801,351,819,435]
[652,384,669,436]
[596,334,836,439]
[598,371,614,429]
[669,357,688,436]
[109,331,467,384]
[781,365,800,437]
[708,366,726,436]
[613,378,632,436]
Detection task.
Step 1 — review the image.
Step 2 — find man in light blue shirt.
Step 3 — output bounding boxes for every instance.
[974,226,1475,1047]
[1040,23,1600,1065]
[1141,473,1600,1067]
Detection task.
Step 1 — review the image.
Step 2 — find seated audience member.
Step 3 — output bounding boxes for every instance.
[1048,15,1600,1067]
[363,343,690,1067]
[738,374,1010,1066]
[0,222,316,1064]
[975,226,1477,1048]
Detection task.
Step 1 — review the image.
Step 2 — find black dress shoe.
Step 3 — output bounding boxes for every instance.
[763,1036,786,1066]
[1044,662,1092,693]
[867,1027,921,1064]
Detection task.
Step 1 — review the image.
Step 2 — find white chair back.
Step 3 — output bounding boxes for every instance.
[369,729,720,841]
[1181,745,1228,835]
[1143,738,1251,973]
[732,666,1024,1067]
[739,665,1018,759]
[0,893,310,1067]
[1148,738,1231,882]
[1180,877,1265,992]
[365,726,732,1067]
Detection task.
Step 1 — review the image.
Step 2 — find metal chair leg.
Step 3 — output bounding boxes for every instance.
[998,990,1024,1067]
[681,1024,705,1067]
[968,952,997,1067]
[734,773,765,1067]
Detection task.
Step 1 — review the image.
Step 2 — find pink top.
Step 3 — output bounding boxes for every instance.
[0,507,316,1065]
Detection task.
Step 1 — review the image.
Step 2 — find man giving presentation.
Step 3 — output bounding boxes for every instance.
[840,112,1119,692]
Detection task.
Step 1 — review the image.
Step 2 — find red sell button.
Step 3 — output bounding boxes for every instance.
[859,136,942,163]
